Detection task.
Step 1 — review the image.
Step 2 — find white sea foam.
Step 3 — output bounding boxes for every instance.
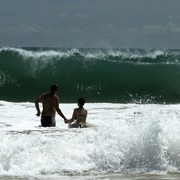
[0,101,180,179]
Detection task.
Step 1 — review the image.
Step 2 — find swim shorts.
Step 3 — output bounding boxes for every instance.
[41,116,55,127]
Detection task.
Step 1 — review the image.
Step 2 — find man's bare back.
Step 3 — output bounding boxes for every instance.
[35,85,67,127]
[39,92,59,116]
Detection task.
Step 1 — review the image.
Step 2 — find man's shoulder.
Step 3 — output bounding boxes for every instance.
[54,94,59,100]
[42,92,49,96]
[45,92,59,98]
[43,93,59,100]
[37,92,48,99]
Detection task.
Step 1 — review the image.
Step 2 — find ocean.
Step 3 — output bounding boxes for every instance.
[1,47,180,103]
[0,47,180,180]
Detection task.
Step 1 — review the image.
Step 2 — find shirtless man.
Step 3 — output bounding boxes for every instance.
[35,85,67,127]
[66,97,88,128]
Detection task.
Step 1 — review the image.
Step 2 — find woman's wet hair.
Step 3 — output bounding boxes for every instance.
[78,97,86,106]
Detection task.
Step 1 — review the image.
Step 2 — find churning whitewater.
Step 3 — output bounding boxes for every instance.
[0,101,180,178]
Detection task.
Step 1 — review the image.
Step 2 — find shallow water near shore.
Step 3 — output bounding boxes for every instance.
[0,101,180,179]
[0,173,180,180]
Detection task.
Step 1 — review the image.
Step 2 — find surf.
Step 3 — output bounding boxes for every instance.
[0,101,180,178]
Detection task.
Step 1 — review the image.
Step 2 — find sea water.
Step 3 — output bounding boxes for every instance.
[1,47,180,103]
[0,101,180,179]
[0,47,180,179]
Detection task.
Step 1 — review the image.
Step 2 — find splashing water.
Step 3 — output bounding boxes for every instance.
[0,101,180,179]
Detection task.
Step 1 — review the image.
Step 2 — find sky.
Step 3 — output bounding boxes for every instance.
[0,0,180,49]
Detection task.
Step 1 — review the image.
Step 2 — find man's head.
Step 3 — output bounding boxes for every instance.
[78,97,86,107]
[50,84,58,94]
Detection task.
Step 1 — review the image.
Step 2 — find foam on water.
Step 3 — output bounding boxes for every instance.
[0,101,180,178]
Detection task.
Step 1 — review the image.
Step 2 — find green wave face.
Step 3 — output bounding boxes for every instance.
[1,47,180,103]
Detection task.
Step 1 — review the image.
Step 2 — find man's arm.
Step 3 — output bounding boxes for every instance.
[35,95,43,116]
[56,108,67,121]
[55,97,67,122]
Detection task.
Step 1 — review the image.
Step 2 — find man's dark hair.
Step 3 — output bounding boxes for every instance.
[78,97,86,106]
[50,84,58,92]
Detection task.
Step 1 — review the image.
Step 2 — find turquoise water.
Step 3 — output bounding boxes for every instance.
[1,47,180,103]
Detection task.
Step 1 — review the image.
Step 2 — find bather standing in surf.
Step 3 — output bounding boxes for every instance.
[66,97,88,128]
[35,84,67,127]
